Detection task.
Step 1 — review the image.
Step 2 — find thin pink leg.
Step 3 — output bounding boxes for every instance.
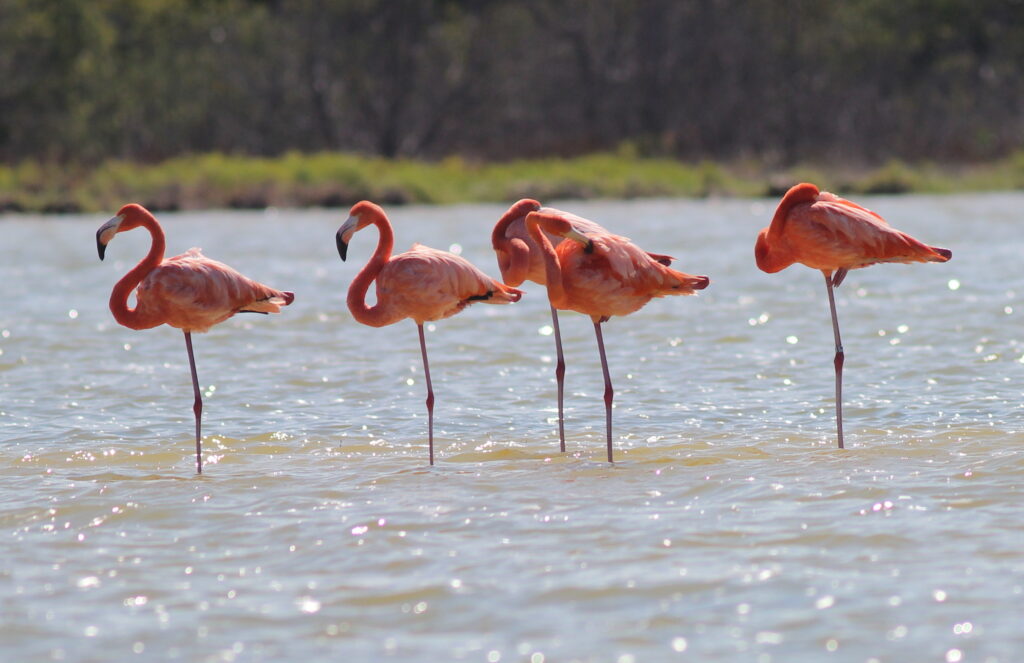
[593,320,614,462]
[824,272,845,449]
[418,324,435,465]
[184,331,203,474]
[550,304,566,452]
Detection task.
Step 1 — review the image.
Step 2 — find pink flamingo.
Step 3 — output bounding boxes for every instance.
[524,208,709,461]
[492,200,673,451]
[96,204,294,473]
[337,201,523,464]
[755,183,952,448]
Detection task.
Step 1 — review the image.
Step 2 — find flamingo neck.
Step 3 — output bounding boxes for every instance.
[491,206,519,251]
[491,206,532,286]
[110,212,166,330]
[757,183,820,273]
[347,212,396,327]
[769,182,819,237]
[526,216,568,308]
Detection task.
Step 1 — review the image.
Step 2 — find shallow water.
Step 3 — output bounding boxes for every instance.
[1,194,1022,662]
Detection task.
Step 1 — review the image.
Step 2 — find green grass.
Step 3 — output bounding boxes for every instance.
[2,149,1023,213]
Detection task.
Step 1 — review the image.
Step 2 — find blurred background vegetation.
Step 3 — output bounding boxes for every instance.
[2,0,1023,211]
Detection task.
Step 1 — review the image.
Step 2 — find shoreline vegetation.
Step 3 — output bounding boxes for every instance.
[3,149,1024,214]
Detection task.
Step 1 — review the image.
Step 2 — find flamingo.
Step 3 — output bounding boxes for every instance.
[336,200,524,465]
[492,200,674,451]
[96,203,294,473]
[755,182,952,449]
[524,208,709,461]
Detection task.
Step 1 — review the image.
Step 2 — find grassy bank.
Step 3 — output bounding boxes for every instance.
[2,149,1024,214]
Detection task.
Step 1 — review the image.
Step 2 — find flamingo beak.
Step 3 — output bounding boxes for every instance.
[336,216,358,261]
[565,227,595,253]
[96,214,124,261]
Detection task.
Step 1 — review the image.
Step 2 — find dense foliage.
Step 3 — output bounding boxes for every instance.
[3,0,1023,167]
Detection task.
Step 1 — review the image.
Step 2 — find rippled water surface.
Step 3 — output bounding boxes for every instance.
[2,195,1022,662]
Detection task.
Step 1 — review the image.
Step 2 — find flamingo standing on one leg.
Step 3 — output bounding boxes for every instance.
[337,200,523,465]
[754,182,952,449]
[96,204,294,473]
[524,209,709,461]
[492,200,674,452]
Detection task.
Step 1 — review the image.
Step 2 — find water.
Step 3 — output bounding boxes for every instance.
[1,194,1022,662]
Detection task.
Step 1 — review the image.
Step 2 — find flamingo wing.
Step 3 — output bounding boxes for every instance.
[558,236,702,318]
[137,249,290,331]
[786,199,944,270]
[377,245,521,323]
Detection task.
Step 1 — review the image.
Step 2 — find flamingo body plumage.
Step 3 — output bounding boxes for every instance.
[97,203,294,473]
[338,200,523,464]
[755,183,951,448]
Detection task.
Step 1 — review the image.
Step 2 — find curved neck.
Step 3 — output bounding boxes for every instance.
[491,200,539,249]
[110,213,166,330]
[492,207,532,285]
[526,215,568,307]
[347,212,396,327]
[491,207,519,250]
[769,182,819,238]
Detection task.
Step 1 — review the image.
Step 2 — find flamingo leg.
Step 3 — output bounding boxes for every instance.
[823,272,845,449]
[418,324,435,465]
[550,304,566,452]
[593,320,614,462]
[184,331,203,474]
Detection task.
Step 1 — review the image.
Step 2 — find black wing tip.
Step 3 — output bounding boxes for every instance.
[648,252,674,266]
[933,247,952,261]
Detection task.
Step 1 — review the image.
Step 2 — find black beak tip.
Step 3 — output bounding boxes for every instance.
[336,233,348,261]
[96,228,107,260]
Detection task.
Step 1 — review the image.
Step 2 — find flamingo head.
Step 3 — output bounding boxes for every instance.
[337,200,385,261]
[754,227,793,273]
[526,211,594,253]
[550,219,594,253]
[493,237,530,286]
[753,228,770,270]
[96,203,152,260]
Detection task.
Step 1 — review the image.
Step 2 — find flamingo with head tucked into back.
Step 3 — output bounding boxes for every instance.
[755,183,952,449]
[524,208,709,462]
[337,200,523,465]
[96,203,294,474]
[492,200,674,452]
